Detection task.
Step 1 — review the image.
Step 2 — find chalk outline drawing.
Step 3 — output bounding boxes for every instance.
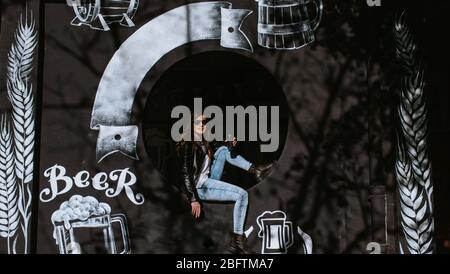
[51,195,131,254]
[256,210,312,254]
[256,0,323,50]
[394,11,434,254]
[89,1,253,163]
[0,11,37,254]
[68,0,139,31]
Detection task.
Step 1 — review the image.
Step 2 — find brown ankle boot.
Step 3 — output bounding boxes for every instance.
[229,233,251,254]
[248,163,274,182]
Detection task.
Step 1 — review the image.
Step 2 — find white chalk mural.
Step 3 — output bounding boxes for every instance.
[256,210,312,254]
[394,11,434,254]
[366,242,382,254]
[51,195,131,254]
[0,115,20,254]
[67,0,139,31]
[0,12,37,254]
[40,164,145,206]
[256,0,323,50]
[90,1,253,163]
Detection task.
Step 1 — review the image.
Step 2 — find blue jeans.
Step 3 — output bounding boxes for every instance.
[210,146,252,180]
[197,179,248,234]
[196,146,252,235]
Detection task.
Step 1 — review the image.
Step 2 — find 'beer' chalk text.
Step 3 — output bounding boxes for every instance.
[40,164,144,205]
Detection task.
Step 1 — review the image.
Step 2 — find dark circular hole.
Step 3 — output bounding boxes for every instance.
[114,134,121,141]
[142,51,289,190]
[228,27,234,33]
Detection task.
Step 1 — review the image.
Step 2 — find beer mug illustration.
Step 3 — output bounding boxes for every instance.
[68,0,139,31]
[256,0,323,50]
[51,195,131,254]
[257,211,294,254]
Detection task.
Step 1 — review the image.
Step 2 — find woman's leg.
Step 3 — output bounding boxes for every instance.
[196,178,248,235]
[210,146,252,180]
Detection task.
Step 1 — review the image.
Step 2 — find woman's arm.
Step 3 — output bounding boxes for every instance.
[181,142,199,203]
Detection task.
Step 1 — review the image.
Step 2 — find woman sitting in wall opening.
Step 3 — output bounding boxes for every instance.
[177,113,273,254]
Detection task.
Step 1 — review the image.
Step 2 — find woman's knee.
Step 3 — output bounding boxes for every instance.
[214,146,229,159]
[238,189,248,202]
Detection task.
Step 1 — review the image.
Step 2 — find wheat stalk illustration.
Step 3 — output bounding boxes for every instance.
[395,138,433,254]
[394,11,417,69]
[399,65,433,202]
[5,12,37,254]
[394,11,434,254]
[0,115,20,254]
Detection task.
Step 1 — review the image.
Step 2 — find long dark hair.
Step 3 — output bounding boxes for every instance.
[176,140,213,159]
[175,113,213,159]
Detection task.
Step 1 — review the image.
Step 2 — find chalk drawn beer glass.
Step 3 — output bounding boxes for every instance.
[53,213,130,254]
[257,212,294,254]
[257,0,323,50]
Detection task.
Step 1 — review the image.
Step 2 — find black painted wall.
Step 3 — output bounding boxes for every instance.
[0,0,448,254]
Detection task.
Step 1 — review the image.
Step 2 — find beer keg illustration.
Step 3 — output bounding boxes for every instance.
[256,0,323,50]
[68,0,139,31]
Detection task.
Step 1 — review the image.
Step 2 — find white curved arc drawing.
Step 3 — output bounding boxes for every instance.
[90,1,253,162]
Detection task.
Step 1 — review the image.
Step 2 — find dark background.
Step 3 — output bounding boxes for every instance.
[142,51,289,190]
[0,0,448,253]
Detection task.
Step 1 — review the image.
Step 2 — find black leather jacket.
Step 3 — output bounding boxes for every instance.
[180,141,207,202]
[179,141,224,203]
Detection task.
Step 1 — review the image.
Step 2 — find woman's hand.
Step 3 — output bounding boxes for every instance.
[191,201,202,218]
[231,137,237,147]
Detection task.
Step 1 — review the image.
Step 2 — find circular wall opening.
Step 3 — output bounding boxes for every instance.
[142,51,289,189]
